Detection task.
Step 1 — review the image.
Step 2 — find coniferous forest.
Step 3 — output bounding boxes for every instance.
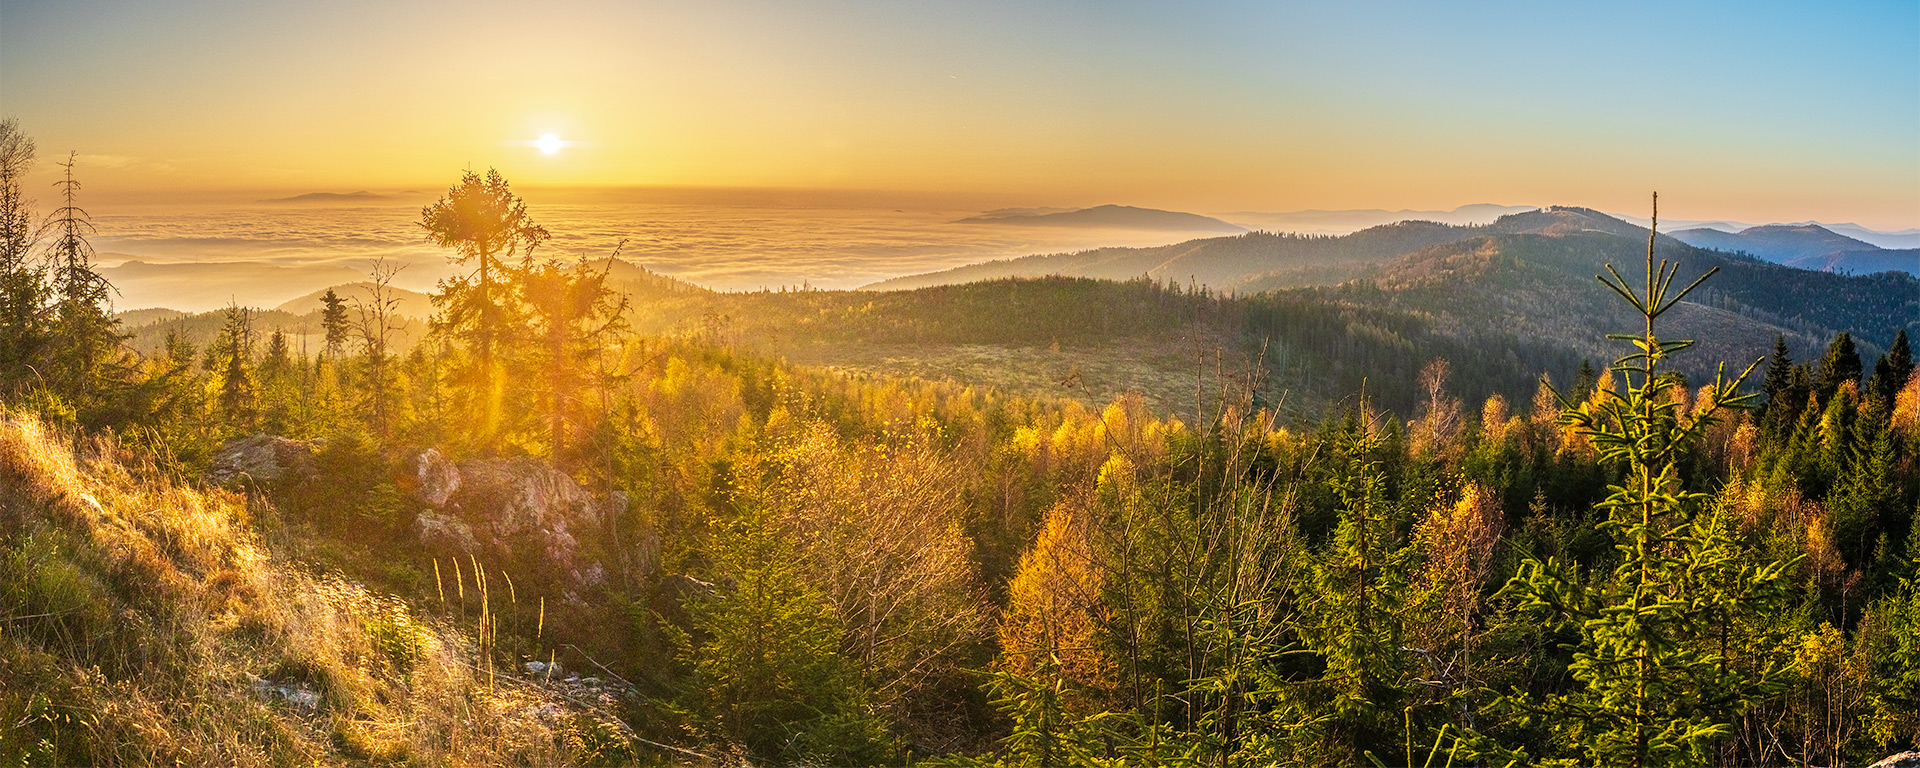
[1,122,1916,767]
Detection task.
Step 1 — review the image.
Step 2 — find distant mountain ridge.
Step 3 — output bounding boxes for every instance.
[274,283,435,316]
[1784,249,1920,276]
[872,205,1661,292]
[1818,223,1920,250]
[860,205,1915,388]
[1669,223,1917,276]
[955,204,1247,233]
[1222,203,1538,233]
[1668,224,1877,261]
[263,191,393,203]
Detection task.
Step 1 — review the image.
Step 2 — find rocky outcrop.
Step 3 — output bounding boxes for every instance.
[1872,752,1920,768]
[206,434,319,488]
[413,448,461,507]
[409,451,628,590]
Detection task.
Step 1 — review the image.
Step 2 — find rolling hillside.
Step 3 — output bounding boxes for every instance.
[866,220,1478,291]
[108,207,1914,423]
[1668,223,1877,263]
[1785,249,1920,276]
[1670,223,1917,276]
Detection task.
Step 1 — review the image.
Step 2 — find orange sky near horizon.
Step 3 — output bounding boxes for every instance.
[3,0,1916,230]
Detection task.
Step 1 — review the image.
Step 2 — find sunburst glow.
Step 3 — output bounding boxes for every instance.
[533,133,565,155]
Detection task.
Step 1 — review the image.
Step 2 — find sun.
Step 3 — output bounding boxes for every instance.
[533,133,565,155]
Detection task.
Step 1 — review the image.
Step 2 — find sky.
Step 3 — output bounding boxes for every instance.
[2,0,1917,229]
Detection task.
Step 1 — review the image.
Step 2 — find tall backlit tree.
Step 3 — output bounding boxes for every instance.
[0,118,45,390]
[520,255,628,462]
[42,152,124,410]
[419,169,548,452]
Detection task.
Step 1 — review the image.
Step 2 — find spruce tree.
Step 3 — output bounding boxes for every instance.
[1762,335,1793,421]
[207,304,258,430]
[520,256,628,463]
[0,118,46,391]
[1869,329,1912,406]
[319,287,350,359]
[1818,332,1863,401]
[419,169,547,453]
[39,153,128,420]
[1291,411,1414,764]
[258,329,296,433]
[1498,196,1797,767]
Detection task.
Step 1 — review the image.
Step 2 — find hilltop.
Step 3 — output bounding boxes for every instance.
[101,261,366,314]
[274,283,436,316]
[1669,223,1881,263]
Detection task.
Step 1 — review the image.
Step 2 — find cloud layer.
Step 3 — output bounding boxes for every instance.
[86,201,1238,311]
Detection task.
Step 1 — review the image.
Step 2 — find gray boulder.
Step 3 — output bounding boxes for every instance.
[1872,752,1920,768]
[412,448,461,507]
[409,453,624,588]
[207,434,318,488]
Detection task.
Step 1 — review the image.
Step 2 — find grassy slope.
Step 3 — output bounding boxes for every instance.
[0,411,628,766]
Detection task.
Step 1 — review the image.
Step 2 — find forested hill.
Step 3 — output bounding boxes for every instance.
[857,205,1913,375]
[876,204,1920,301]
[18,154,1920,765]
[116,224,1913,423]
[865,205,1657,292]
[1340,228,1918,369]
[702,206,1910,416]
[1669,223,1883,263]
[1669,223,1920,276]
[864,220,1477,291]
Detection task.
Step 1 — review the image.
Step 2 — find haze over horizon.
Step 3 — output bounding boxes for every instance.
[2,0,1916,231]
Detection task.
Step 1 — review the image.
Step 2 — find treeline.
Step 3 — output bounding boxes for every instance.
[1,137,1916,766]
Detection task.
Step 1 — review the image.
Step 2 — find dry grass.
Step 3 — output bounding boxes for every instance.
[0,409,635,766]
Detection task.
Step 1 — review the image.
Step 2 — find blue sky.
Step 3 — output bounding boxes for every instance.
[2,0,1915,226]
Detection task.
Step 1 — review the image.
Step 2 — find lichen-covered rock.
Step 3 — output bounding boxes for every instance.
[412,448,461,507]
[1872,752,1920,768]
[206,434,318,488]
[446,458,600,542]
[408,452,627,590]
[414,510,477,552]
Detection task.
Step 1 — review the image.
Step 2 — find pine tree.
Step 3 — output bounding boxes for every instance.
[207,304,258,429]
[519,255,628,462]
[420,169,547,453]
[42,153,125,408]
[1762,335,1794,421]
[1869,329,1912,407]
[1498,196,1797,767]
[319,287,350,359]
[0,118,47,392]
[1818,332,1863,401]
